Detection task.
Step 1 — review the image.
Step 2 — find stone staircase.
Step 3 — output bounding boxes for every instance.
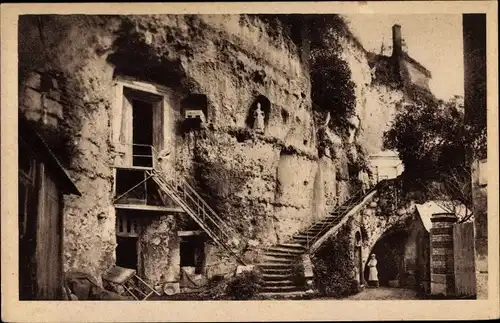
[257,190,365,296]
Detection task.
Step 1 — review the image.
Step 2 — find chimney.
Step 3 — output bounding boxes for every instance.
[392,24,402,57]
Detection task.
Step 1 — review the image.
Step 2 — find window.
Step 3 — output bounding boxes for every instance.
[113,79,169,168]
[116,212,139,238]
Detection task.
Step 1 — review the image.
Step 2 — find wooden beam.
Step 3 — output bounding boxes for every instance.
[177,230,205,237]
[113,166,153,171]
[114,204,185,213]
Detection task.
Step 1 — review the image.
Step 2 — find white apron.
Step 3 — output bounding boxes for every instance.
[368,259,378,281]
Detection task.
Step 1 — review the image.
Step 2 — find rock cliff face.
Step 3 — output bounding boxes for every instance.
[18,14,415,282]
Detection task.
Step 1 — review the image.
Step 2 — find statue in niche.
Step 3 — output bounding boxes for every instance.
[253,102,265,133]
[318,112,334,158]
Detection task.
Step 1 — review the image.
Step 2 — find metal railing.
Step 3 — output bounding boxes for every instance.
[299,183,381,250]
[123,144,246,265]
[112,143,159,169]
[301,188,364,249]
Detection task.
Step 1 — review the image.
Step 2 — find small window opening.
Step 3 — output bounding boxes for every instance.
[281,108,289,124]
[181,94,208,129]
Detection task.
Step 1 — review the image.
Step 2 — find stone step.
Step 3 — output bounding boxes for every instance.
[276,243,306,251]
[292,234,312,243]
[303,229,326,234]
[311,222,333,227]
[261,256,295,264]
[263,247,304,255]
[291,235,310,240]
[257,291,310,298]
[262,274,294,281]
[259,268,293,275]
[262,251,300,258]
[262,280,296,287]
[258,263,293,269]
[260,285,305,293]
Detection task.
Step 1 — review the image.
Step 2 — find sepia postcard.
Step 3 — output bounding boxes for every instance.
[1,1,499,322]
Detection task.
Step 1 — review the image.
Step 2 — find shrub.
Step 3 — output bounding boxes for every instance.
[312,221,360,298]
[225,269,264,300]
[291,261,306,287]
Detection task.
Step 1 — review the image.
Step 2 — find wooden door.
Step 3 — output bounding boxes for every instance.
[152,100,164,164]
[121,92,134,166]
[35,163,63,300]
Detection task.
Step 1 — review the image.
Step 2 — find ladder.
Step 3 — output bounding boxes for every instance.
[147,168,246,265]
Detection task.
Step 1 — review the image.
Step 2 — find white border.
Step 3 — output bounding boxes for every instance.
[2,2,498,322]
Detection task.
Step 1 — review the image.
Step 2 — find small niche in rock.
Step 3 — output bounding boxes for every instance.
[252,70,267,84]
[245,95,271,132]
[180,94,208,133]
[232,128,252,143]
[295,116,301,124]
[303,140,308,145]
[303,180,308,186]
[355,231,362,245]
[281,108,290,124]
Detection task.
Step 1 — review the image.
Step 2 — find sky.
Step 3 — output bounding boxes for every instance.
[344,14,464,101]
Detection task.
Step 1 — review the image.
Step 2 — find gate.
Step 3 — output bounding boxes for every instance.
[453,222,476,297]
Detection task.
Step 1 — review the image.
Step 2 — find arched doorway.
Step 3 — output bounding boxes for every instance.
[365,229,409,287]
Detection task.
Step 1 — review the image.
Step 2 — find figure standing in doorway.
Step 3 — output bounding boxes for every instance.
[368,253,379,288]
[253,102,265,133]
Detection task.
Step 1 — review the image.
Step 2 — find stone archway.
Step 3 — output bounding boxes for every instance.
[364,228,410,287]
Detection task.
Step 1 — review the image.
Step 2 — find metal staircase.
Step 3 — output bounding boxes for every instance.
[146,167,246,265]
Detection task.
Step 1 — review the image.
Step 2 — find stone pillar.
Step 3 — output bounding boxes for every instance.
[430,213,457,296]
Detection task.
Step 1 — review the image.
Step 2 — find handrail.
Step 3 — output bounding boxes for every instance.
[175,185,231,240]
[149,153,238,238]
[304,184,376,249]
[179,179,237,236]
[113,173,154,203]
[137,144,245,265]
[149,173,230,245]
[153,173,234,238]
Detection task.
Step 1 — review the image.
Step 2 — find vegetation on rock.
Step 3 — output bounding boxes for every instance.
[312,221,360,298]
[225,269,264,300]
[383,95,481,221]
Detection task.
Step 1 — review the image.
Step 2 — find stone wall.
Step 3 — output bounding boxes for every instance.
[18,14,419,284]
[138,214,180,284]
[18,14,315,281]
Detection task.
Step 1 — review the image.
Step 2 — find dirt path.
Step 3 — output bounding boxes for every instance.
[346,287,419,300]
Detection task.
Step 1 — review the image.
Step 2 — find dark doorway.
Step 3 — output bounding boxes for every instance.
[365,230,408,286]
[116,236,138,270]
[132,99,154,167]
[180,236,206,275]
